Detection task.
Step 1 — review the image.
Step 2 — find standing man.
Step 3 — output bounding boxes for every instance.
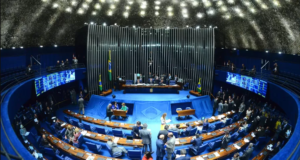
[218,100,224,115]
[221,131,231,149]
[165,132,175,160]
[78,97,84,115]
[240,143,254,160]
[132,121,141,139]
[156,135,165,160]
[223,100,229,113]
[106,104,113,121]
[213,97,219,116]
[139,123,152,153]
[158,125,169,143]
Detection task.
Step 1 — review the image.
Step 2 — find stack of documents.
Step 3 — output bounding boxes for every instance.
[211,117,216,120]
[214,152,220,157]
[244,138,249,143]
[251,133,256,137]
[114,137,119,143]
[234,144,241,150]
[196,157,205,160]
[86,156,95,160]
[166,119,171,123]
[81,131,87,136]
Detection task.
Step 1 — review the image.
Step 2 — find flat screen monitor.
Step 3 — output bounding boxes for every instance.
[35,69,75,96]
[226,72,267,98]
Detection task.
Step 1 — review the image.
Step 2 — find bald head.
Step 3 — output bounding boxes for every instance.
[168,132,173,138]
[159,135,164,140]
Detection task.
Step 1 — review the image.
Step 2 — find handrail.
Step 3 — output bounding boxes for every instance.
[261,61,269,70]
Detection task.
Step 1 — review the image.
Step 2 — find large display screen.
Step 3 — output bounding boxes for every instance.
[226,72,267,98]
[35,69,75,96]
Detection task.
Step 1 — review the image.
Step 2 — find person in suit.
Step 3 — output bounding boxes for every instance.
[54,119,62,132]
[106,104,113,121]
[132,121,141,139]
[158,125,169,143]
[33,114,41,136]
[175,149,189,160]
[241,64,246,74]
[218,100,224,114]
[65,125,74,142]
[213,97,219,116]
[274,124,282,142]
[136,78,141,84]
[232,152,240,160]
[238,101,245,117]
[156,135,165,160]
[223,100,229,113]
[73,56,78,64]
[281,120,289,137]
[19,125,27,140]
[41,134,55,149]
[167,73,172,82]
[270,141,281,156]
[149,72,154,78]
[65,59,69,66]
[107,137,128,155]
[202,119,209,131]
[169,124,182,135]
[174,75,178,82]
[221,131,231,149]
[165,132,175,160]
[26,65,33,75]
[184,123,193,136]
[159,79,164,85]
[56,60,60,68]
[240,143,254,160]
[149,78,154,84]
[250,116,260,132]
[256,126,265,138]
[112,102,119,110]
[249,65,256,76]
[139,123,152,153]
[272,63,279,75]
[230,63,236,73]
[188,134,203,155]
[258,114,266,127]
[72,128,81,144]
[78,97,85,115]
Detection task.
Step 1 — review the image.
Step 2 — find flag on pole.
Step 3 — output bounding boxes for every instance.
[99,75,102,91]
[197,78,202,93]
[108,50,112,81]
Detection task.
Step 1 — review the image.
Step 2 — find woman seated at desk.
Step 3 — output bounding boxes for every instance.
[120,103,128,120]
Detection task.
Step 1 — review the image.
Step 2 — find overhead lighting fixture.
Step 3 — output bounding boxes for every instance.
[90,22,94,25]
[140,10,145,16]
[54,45,57,47]
[94,3,101,10]
[154,1,161,5]
[266,50,269,53]
[123,11,129,17]
[167,26,170,29]
[92,11,97,15]
[40,45,43,48]
[107,10,113,16]
[77,8,84,14]
[103,22,106,26]
[20,46,23,49]
[12,47,16,49]
[278,52,282,54]
[155,11,159,16]
[197,13,203,18]
[65,7,72,13]
[52,3,59,8]
[233,48,236,50]
[186,25,189,28]
[133,25,136,28]
[196,26,200,29]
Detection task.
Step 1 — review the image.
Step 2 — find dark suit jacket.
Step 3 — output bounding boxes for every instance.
[54,122,62,132]
[174,77,178,82]
[258,116,266,127]
[256,128,265,137]
[202,122,209,131]
[156,139,165,157]
[157,130,168,143]
[176,156,190,160]
[185,126,193,136]
[240,147,253,160]
[132,126,140,139]
[41,138,51,148]
[221,135,231,149]
[190,137,203,150]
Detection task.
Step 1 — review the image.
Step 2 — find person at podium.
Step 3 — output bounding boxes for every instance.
[136,78,141,84]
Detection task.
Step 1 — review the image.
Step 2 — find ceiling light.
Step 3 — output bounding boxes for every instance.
[78,8,84,14]
[197,13,203,18]
[20,46,23,49]
[155,1,161,5]
[90,22,94,25]
[94,3,101,9]
[54,45,57,47]
[92,11,97,15]
[155,11,159,16]
[40,45,43,48]
[100,0,105,3]
[196,26,200,29]
[227,0,235,4]
[167,26,170,29]
[52,3,59,8]
[180,2,186,7]
[65,7,72,13]
[103,22,106,26]
[12,47,15,49]
[107,10,113,16]
[126,6,130,10]
[207,9,215,15]
[168,12,173,17]
[140,10,145,16]
[133,25,135,28]
[86,0,92,2]
[278,52,282,54]
[167,6,173,11]
[155,6,160,10]
[82,3,88,9]
[110,4,115,9]
[123,12,129,17]
[128,1,133,5]
[192,1,198,6]
[186,25,189,28]
[266,50,269,53]
[71,0,77,6]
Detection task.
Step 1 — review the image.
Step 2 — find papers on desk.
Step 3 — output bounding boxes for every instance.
[197,126,203,131]
[24,140,28,144]
[244,138,250,143]
[86,156,95,160]
[81,131,87,136]
[166,119,171,123]
[227,112,231,114]
[211,117,216,120]
[175,139,179,144]
[214,152,220,157]
[114,137,119,143]
[121,123,124,126]
[135,139,140,142]
[251,132,256,137]
[196,157,205,160]
[194,121,199,125]
[61,123,66,127]
[234,144,241,150]
[232,110,235,113]
[25,132,30,136]
[218,115,225,119]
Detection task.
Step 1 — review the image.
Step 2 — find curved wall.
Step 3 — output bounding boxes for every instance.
[1,68,86,160]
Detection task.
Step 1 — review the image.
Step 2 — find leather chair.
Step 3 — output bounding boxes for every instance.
[127,150,142,160]
[78,123,84,129]
[188,128,198,136]
[96,127,109,135]
[208,140,222,150]
[83,123,91,131]
[214,122,224,130]
[85,142,102,153]
[64,116,70,124]
[72,120,79,127]
[112,129,125,137]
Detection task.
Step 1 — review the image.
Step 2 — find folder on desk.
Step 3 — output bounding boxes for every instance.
[63,145,70,150]
[78,115,83,118]
[126,140,133,143]
[76,152,84,157]
[53,140,58,144]
[88,118,93,121]
[212,133,217,136]
[97,158,105,160]
[179,139,187,143]
[100,120,105,123]
[129,125,134,128]
[114,123,120,126]
[208,154,215,159]
[226,147,232,151]
[90,134,96,138]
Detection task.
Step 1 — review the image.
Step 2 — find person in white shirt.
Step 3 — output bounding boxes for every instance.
[161,113,167,125]
[246,107,252,117]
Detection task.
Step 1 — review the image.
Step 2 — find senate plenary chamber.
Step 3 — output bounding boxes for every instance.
[1,0,300,160]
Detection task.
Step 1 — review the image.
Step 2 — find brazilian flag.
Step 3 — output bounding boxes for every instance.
[108,50,112,81]
[197,78,202,93]
[99,75,102,91]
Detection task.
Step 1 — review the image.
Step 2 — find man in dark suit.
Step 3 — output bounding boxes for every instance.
[139,123,152,153]
[54,119,62,132]
[149,78,154,84]
[115,75,121,90]
[256,126,265,138]
[281,120,289,137]
[241,64,247,74]
[184,123,193,136]
[202,119,209,131]
[156,134,165,160]
[221,131,231,149]
[188,134,203,155]
[250,116,260,131]
[132,121,141,139]
[213,97,218,116]
[159,79,164,85]
[240,143,254,160]
[174,75,178,82]
[65,59,69,66]
[41,134,55,150]
[157,125,169,143]
[149,72,154,78]
[270,141,281,156]
[272,63,279,75]
[175,149,189,160]
[258,114,266,127]
[223,100,229,113]
[56,60,60,68]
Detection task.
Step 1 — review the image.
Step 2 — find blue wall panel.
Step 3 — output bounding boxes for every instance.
[1,56,26,70]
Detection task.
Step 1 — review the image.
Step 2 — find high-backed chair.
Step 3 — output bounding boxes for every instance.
[72,120,79,127]
[126,80,133,85]
[176,108,183,119]
[127,150,143,160]
[224,118,232,127]
[183,83,189,90]
[96,127,109,135]
[64,116,70,124]
[230,132,239,142]
[78,123,84,129]
[208,140,222,150]
[73,134,84,148]
[188,128,198,136]
[82,123,90,131]
[232,115,238,122]
[214,122,224,130]
[169,130,179,138]
[198,143,208,154]
[112,129,125,137]
[68,119,74,126]
[85,142,102,153]
[169,80,176,85]
[90,125,97,133]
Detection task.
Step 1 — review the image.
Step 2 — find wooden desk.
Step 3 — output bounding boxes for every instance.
[191,132,256,160]
[100,89,112,96]
[189,90,201,96]
[252,137,275,160]
[113,110,127,117]
[175,120,243,146]
[170,111,235,130]
[122,84,181,89]
[40,129,124,160]
[25,137,48,160]
[118,80,126,90]
[57,119,143,147]
[177,109,196,117]
[64,110,135,130]
[122,84,181,93]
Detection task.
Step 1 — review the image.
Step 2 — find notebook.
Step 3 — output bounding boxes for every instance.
[63,145,70,150]
[76,152,84,157]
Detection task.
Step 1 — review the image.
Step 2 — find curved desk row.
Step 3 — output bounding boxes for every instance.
[252,137,275,160]
[191,132,256,160]
[57,119,143,147]
[41,129,124,160]
[175,120,243,146]
[64,110,135,130]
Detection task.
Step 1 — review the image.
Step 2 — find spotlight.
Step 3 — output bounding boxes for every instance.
[186,25,189,28]
[90,22,94,25]
[167,26,170,29]
[103,22,106,26]
[12,47,15,49]
[266,50,269,53]
[40,45,43,48]
[112,95,116,99]
[114,23,117,25]
[20,46,23,49]
[187,95,190,99]
[278,52,282,54]
[196,26,199,29]
[54,45,57,47]
[133,25,136,28]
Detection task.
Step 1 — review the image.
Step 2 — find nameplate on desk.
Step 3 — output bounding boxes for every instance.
[78,115,83,118]
[113,123,120,126]
[237,142,243,146]
[208,154,215,159]
[126,140,133,143]
[90,134,96,138]
[225,147,232,151]
[100,120,106,123]
[212,133,217,136]
[63,145,70,150]
[53,140,58,144]
[88,118,93,121]
[97,158,106,160]
[220,149,224,152]
[224,129,229,132]
[189,122,194,126]
[76,152,84,157]
[179,139,187,143]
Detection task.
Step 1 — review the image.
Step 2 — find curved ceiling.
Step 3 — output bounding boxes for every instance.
[1,0,299,54]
